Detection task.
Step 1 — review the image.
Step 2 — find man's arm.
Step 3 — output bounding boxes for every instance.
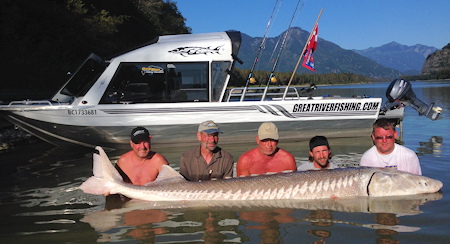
[408,153,422,175]
[236,153,251,177]
[359,147,375,167]
[179,153,190,180]
[103,155,130,196]
[153,153,169,171]
[116,153,127,170]
[223,156,234,178]
[284,151,297,171]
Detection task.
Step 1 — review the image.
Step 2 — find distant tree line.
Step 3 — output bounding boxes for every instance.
[401,68,450,81]
[230,68,373,87]
[1,0,190,96]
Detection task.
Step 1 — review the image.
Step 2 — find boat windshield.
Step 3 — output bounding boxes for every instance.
[59,54,107,98]
[100,61,231,104]
[212,61,231,102]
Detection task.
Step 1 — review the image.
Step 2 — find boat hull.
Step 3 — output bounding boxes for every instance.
[1,98,381,149]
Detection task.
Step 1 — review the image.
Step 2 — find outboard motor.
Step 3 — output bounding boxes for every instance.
[385,79,441,120]
[299,83,317,97]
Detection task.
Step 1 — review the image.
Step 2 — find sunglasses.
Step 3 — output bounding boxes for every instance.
[374,135,394,140]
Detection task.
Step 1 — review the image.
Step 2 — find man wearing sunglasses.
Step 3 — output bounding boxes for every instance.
[236,122,297,176]
[360,118,422,175]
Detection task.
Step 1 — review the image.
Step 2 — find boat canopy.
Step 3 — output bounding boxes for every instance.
[52,31,242,105]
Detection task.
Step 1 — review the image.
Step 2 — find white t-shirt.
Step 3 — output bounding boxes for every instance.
[360,144,422,175]
[297,161,338,171]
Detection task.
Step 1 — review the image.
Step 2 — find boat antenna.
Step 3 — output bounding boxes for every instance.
[283,9,323,99]
[240,0,282,101]
[262,0,304,100]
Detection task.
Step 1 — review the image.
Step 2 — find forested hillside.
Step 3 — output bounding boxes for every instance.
[401,44,450,81]
[422,44,450,77]
[0,0,190,94]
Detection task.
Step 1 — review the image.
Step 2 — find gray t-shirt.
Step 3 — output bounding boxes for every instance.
[297,161,338,171]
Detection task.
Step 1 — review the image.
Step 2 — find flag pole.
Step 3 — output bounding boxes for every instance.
[283,8,323,100]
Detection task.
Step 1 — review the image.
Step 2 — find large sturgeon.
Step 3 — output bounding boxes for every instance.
[80,146,443,201]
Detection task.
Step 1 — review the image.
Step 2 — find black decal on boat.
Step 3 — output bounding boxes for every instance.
[272,105,295,118]
[168,45,224,56]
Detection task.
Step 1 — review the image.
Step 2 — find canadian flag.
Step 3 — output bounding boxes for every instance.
[302,24,318,72]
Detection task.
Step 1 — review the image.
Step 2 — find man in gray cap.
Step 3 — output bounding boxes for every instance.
[297,135,338,170]
[180,120,234,181]
[236,122,296,176]
[116,127,169,185]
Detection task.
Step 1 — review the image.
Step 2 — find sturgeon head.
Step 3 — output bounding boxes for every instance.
[366,167,443,197]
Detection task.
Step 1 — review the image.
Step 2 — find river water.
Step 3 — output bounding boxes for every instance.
[0,81,449,243]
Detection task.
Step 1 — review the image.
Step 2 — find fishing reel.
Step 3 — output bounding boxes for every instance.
[270,76,277,84]
[385,79,442,120]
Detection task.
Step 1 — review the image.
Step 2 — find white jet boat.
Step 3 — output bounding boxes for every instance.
[1,31,437,149]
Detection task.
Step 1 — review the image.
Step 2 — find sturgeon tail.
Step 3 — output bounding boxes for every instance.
[79,146,123,195]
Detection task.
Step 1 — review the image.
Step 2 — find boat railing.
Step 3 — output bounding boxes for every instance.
[6,100,58,106]
[226,86,301,102]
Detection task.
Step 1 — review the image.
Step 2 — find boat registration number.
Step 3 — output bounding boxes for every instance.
[67,110,97,115]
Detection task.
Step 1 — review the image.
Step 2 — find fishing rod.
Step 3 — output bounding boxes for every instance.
[262,0,304,101]
[240,0,282,101]
[282,9,323,100]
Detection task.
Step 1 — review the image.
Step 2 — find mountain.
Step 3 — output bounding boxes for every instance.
[422,43,450,75]
[353,42,438,75]
[236,27,402,79]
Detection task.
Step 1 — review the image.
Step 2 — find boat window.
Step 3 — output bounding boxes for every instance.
[211,61,231,102]
[100,62,209,104]
[60,54,107,97]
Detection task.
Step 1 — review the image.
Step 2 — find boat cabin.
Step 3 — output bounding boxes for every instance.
[52,31,242,106]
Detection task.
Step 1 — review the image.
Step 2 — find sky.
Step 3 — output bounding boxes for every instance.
[176,0,450,50]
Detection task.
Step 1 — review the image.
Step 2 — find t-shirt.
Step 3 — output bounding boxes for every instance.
[297,161,338,171]
[180,145,234,181]
[360,144,422,175]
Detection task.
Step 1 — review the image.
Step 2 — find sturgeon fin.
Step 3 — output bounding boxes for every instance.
[93,146,123,182]
[79,146,123,195]
[79,177,111,195]
[144,165,186,186]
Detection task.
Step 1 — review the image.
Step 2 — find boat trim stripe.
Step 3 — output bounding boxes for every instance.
[100,105,376,118]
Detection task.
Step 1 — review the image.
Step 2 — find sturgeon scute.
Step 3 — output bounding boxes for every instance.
[79,146,443,202]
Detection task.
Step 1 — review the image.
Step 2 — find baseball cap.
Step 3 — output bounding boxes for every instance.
[309,136,329,151]
[258,122,279,140]
[198,120,221,134]
[131,127,151,143]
